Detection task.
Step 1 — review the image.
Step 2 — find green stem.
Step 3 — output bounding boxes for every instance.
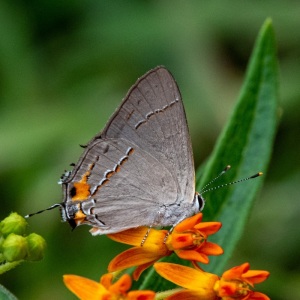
[155,288,184,300]
[0,260,23,275]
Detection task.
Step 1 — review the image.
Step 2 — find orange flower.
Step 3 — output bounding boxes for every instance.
[63,272,155,300]
[108,226,172,280]
[107,213,223,279]
[215,262,270,300]
[154,262,270,300]
[166,213,223,265]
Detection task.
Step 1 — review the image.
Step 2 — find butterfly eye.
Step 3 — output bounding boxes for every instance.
[195,193,205,211]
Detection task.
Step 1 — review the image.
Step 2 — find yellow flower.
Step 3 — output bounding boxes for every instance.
[63,272,155,300]
[154,262,270,300]
[107,213,223,279]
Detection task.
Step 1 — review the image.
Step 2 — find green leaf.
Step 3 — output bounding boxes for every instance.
[0,285,18,300]
[198,18,279,274]
[138,18,279,290]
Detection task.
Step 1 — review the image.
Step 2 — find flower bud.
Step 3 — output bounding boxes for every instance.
[26,233,46,261]
[0,213,27,237]
[2,233,28,262]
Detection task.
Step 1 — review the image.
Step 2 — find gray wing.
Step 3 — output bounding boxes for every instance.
[69,138,178,232]
[94,66,195,205]
[65,67,196,233]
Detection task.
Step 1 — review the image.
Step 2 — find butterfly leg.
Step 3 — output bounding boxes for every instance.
[140,226,152,246]
[140,209,165,246]
[163,227,173,243]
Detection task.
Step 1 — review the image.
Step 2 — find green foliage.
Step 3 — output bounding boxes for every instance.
[199,19,279,274]
[0,285,17,300]
[0,2,298,299]
[138,19,279,291]
[0,213,46,278]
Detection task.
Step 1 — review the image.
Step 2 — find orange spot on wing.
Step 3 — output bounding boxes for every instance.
[74,209,86,225]
[75,210,86,220]
[71,169,91,201]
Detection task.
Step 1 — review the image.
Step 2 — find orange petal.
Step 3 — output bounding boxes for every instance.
[199,241,224,256]
[176,249,209,263]
[242,270,270,285]
[127,290,156,300]
[100,273,113,289]
[108,227,168,251]
[63,275,108,300]
[108,247,167,272]
[133,261,157,281]
[174,213,203,232]
[217,280,237,297]
[222,262,250,280]
[109,274,131,294]
[250,291,270,300]
[194,222,222,236]
[154,262,218,291]
[170,233,194,249]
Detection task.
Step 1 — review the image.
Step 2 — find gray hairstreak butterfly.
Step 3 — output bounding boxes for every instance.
[26,66,261,235]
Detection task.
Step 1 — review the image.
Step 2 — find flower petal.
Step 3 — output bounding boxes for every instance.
[154,262,218,291]
[63,275,108,300]
[176,249,209,263]
[250,291,270,300]
[127,290,156,300]
[108,247,168,272]
[133,261,157,281]
[217,280,237,297]
[169,233,195,249]
[199,241,224,256]
[109,274,131,294]
[242,270,270,285]
[194,222,222,236]
[108,227,168,252]
[222,262,250,280]
[100,273,113,289]
[174,213,203,232]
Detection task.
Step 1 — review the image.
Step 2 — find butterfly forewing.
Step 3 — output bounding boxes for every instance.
[63,67,196,234]
[100,67,195,202]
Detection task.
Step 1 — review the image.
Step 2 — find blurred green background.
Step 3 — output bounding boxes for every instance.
[0,1,299,299]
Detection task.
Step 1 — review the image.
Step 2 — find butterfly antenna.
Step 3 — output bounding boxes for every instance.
[200,165,231,193]
[24,203,62,218]
[201,172,263,195]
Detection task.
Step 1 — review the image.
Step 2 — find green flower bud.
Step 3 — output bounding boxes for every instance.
[26,233,46,261]
[0,213,27,237]
[2,233,28,262]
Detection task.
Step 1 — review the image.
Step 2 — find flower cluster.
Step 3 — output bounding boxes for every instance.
[64,212,270,300]
[0,213,46,275]
[64,273,155,300]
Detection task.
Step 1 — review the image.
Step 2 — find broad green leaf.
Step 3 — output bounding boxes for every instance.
[0,285,18,300]
[138,18,279,291]
[199,18,279,274]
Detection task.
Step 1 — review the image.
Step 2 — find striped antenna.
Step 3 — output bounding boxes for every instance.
[201,172,263,195]
[200,165,231,193]
[25,203,62,218]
